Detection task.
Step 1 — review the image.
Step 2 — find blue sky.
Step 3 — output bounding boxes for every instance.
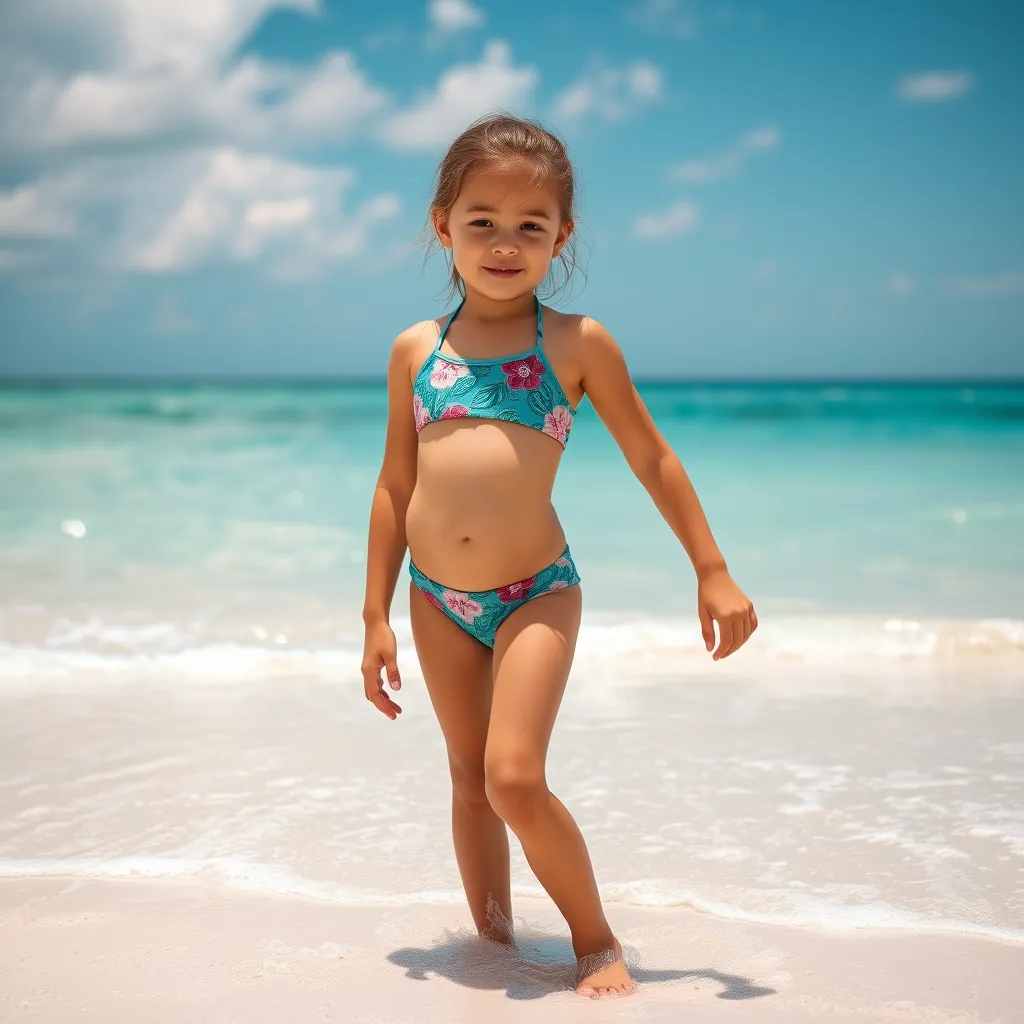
[1,0,1021,379]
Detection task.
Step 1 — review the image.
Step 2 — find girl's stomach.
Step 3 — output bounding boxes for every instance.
[405,419,568,590]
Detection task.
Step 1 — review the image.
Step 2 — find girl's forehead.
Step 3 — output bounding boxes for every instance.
[456,167,560,211]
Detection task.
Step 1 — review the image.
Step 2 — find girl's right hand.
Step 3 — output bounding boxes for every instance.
[361,619,403,720]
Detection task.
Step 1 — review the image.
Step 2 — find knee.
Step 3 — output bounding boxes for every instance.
[484,754,547,825]
[448,754,488,807]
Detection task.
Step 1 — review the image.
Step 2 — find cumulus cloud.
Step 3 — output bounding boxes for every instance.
[946,270,1024,298]
[0,0,403,277]
[0,0,385,157]
[429,0,485,34]
[0,182,79,238]
[631,199,699,240]
[0,147,400,279]
[379,41,536,151]
[896,71,975,103]
[553,58,663,122]
[131,148,400,278]
[670,125,780,183]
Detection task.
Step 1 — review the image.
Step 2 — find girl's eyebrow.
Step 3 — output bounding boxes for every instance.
[466,204,552,220]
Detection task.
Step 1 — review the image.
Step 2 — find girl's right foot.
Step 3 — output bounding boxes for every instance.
[480,894,516,950]
[575,937,634,997]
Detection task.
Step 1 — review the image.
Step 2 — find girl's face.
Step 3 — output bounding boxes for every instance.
[432,166,572,300]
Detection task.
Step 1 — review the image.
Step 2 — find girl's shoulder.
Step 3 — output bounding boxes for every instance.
[541,308,620,359]
[391,317,450,389]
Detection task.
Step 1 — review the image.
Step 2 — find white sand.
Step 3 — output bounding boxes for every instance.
[2,877,1019,1023]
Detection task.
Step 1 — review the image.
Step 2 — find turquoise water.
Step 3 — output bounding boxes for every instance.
[1,381,1022,638]
[2,381,1023,941]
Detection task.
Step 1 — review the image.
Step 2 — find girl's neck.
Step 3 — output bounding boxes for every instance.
[458,287,536,327]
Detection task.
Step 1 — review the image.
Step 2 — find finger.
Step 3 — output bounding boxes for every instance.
[362,664,383,694]
[383,656,402,691]
[372,689,402,718]
[750,607,758,632]
[730,616,751,655]
[726,616,748,657]
[698,603,716,652]
[714,619,734,661]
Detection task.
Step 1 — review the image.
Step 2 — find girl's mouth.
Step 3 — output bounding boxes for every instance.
[483,267,523,277]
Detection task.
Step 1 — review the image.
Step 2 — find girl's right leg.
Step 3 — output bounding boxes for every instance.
[408,581,514,945]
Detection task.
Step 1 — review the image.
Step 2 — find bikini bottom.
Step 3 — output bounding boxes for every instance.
[408,542,581,649]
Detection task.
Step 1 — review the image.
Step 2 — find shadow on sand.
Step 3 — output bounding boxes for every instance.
[387,930,777,1002]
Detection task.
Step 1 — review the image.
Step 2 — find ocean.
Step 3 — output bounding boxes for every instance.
[1,381,1022,943]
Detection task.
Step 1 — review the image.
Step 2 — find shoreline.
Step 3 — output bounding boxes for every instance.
[2,877,1019,1022]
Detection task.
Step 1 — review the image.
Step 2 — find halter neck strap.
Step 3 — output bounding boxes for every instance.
[434,294,543,352]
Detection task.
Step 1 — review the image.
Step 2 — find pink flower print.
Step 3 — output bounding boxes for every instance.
[542,405,573,446]
[430,358,470,390]
[421,589,444,611]
[546,580,568,592]
[501,354,545,391]
[554,556,571,568]
[413,393,431,430]
[498,577,535,603]
[439,404,469,420]
[442,590,484,623]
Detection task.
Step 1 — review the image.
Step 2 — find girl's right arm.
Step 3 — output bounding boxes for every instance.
[360,325,424,720]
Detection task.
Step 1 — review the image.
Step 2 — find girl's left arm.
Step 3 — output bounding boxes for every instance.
[577,316,757,661]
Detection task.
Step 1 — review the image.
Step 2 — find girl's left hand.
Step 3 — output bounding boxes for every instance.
[697,569,757,661]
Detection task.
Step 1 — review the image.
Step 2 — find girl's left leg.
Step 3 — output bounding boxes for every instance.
[486,585,634,997]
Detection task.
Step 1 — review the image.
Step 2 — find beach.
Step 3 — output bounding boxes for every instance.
[4,878,1020,1022]
[1,381,1022,1020]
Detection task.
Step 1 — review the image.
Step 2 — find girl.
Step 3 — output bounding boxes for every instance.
[360,113,756,999]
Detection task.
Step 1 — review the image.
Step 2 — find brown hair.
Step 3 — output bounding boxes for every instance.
[423,111,585,302]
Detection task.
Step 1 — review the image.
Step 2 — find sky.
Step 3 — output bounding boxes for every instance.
[0,0,1022,380]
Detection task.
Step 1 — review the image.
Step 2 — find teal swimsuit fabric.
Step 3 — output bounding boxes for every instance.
[408,295,582,647]
[409,543,582,649]
[411,296,577,448]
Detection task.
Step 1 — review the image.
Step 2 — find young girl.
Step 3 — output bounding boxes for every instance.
[361,113,756,999]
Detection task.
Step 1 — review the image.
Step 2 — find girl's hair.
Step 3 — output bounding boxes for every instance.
[423,112,585,303]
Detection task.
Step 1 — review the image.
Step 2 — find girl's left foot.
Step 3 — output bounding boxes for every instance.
[575,937,634,997]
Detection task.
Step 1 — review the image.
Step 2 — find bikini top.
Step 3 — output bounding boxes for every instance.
[412,296,577,449]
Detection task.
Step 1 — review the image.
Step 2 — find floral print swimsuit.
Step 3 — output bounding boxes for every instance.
[408,295,582,648]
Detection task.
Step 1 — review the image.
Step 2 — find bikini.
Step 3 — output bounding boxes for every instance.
[407,295,582,648]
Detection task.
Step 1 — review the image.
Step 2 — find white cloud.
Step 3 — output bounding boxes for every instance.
[631,199,699,240]
[131,148,400,276]
[946,270,1024,298]
[429,0,485,33]
[0,147,399,279]
[670,125,780,183]
[0,0,403,279]
[625,0,697,39]
[0,183,79,238]
[0,1,385,155]
[553,59,662,122]
[897,71,975,103]
[379,41,536,151]
[885,271,915,297]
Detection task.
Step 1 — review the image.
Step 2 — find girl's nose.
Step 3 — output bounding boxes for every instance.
[492,232,518,255]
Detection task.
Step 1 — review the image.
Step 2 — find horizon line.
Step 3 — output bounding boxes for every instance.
[2,375,1023,388]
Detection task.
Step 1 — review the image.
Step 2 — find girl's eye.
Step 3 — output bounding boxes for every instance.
[521,222,543,231]
[469,219,492,227]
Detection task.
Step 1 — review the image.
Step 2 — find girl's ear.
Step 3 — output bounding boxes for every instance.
[431,207,453,249]
[552,218,574,259]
